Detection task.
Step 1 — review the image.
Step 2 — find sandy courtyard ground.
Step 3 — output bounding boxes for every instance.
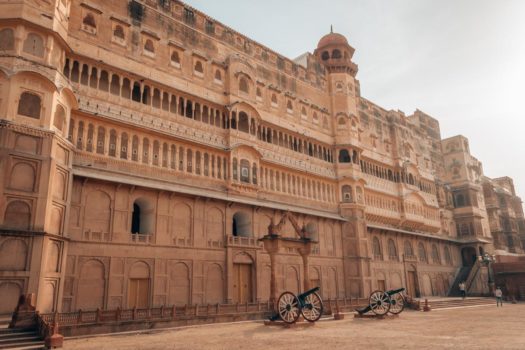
[65,304,525,350]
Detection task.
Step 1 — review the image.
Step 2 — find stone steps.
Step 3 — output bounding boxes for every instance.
[0,316,43,350]
[420,297,495,310]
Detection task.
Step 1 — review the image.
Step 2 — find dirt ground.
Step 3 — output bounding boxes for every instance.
[65,304,525,350]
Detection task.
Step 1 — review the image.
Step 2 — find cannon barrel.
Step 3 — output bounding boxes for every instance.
[297,286,320,301]
[385,288,405,296]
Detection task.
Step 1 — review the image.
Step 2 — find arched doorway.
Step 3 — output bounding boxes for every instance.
[461,247,477,267]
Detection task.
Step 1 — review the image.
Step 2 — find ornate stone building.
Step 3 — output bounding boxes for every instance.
[0,0,523,314]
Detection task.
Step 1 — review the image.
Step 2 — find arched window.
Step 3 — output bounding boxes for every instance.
[171,51,180,65]
[109,129,117,157]
[22,33,44,57]
[431,244,441,264]
[332,49,342,59]
[341,185,352,202]
[322,116,328,129]
[131,199,154,235]
[256,87,262,99]
[271,93,278,106]
[418,243,427,263]
[372,237,382,260]
[301,107,307,118]
[239,77,249,93]
[96,126,105,154]
[0,28,15,51]
[113,25,125,39]
[240,159,250,183]
[312,112,319,124]
[321,51,329,60]
[237,112,249,133]
[338,149,351,163]
[17,92,41,119]
[83,13,96,28]
[214,69,222,81]
[144,39,154,53]
[404,241,414,257]
[388,239,397,259]
[53,105,66,133]
[194,61,203,74]
[286,100,293,113]
[232,212,251,237]
[186,149,193,172]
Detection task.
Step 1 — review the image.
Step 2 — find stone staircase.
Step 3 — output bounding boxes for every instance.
[448,266,471,296]
[0,316,43,350]
[421,297,495,310]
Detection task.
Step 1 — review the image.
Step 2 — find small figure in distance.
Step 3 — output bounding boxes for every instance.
[495,286,503,307]
[459,281,466,299]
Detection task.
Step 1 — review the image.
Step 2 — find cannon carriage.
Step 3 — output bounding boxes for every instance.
[269,287,324,324]
[356,288,406,316]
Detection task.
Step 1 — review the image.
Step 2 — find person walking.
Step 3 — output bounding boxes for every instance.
[459,281,466,299]
[495,287,503,307]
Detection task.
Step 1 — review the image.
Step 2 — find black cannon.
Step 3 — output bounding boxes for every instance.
[269,287,324,324]
[356,288,406,316]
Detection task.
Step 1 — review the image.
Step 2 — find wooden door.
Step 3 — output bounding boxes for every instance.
[128,278,149,308]
[233,264,252,303]
[407,271,417,297]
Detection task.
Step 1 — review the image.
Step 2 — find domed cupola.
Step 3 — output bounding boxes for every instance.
[314,27,358,76]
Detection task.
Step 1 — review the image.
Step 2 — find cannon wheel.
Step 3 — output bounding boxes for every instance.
[301,292,323,322]
[277,291,301,324]
[369,290,391,315]
[388,292,405,314]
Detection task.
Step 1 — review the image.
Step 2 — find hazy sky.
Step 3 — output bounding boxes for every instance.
[185,0,525,200]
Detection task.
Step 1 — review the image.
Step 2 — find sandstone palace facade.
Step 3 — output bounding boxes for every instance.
[1,0,524,315]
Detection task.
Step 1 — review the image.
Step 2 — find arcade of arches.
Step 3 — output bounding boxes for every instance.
[1,0,521,317]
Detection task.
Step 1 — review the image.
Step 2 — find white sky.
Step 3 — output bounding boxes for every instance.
[184,0,525,200]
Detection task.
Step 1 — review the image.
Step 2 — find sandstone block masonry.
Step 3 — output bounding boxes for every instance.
[0,0,523,315]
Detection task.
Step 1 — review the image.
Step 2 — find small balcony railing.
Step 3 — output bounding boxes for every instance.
[227,236,263,248]
[130,233,152,244]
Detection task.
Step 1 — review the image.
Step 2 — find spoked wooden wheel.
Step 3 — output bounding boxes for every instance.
[369,290,391,315]
[388,293,405,314]
[277,291,301,323]
[301,292,324,322]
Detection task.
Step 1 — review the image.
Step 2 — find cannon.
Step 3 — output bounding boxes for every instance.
[356,288,406,316]
[269,287,324,324]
